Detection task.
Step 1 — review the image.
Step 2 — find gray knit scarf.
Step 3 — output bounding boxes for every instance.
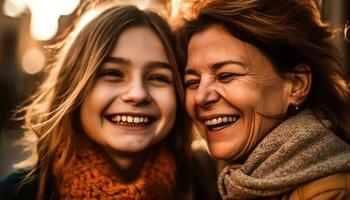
[218,109,350,200]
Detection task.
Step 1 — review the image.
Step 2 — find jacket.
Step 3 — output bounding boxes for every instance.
[282,172,350,200]
[0,170,39,200]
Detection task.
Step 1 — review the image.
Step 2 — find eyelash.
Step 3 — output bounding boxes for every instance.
[217,72,237,83]
[185,72,243,89]
[97,69,124,79]
[148,75,171,84]
[184,80,200,89]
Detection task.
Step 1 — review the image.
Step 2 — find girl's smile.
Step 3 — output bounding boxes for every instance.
[80,26,177,154]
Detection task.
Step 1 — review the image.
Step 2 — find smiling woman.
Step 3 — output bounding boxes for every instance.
[0,3,190,200]
[178,0,350,199]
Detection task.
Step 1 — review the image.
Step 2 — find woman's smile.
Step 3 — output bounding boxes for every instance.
[185,25,289,160]
[200,114,240,131]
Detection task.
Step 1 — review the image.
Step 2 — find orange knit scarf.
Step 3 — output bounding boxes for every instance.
[54,144,177,200]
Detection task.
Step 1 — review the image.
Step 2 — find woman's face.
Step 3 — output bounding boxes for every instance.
[185,25,291,160]
[80,26,176,154]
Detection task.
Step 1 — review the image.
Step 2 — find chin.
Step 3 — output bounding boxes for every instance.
[207,143,235,161]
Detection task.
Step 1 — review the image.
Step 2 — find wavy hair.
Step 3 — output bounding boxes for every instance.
[177,0,350,143]
[19,4,189,200]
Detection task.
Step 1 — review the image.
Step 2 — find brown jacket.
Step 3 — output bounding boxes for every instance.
[282,173,350,200]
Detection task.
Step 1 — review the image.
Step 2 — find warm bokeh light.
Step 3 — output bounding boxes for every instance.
[21,47,45,74]
[26,0,80,40]
[3,0,80,40]
[56,0,80,15]
[3,0,26,18]
[171,0,180,18]
[30,13,59,41]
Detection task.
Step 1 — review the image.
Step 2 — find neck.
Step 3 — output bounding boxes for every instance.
[105,148,148,182]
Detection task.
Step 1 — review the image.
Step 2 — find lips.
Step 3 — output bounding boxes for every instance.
[105,113,156,126]
[201,115,240,131]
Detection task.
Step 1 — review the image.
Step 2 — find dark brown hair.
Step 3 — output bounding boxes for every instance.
[177,0,350,143]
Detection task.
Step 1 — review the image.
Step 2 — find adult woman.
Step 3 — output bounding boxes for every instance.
[179,0,350,199]
[0,3,189,200]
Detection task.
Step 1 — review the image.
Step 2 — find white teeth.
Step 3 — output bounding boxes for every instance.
[110,115,151,124]
[217,117,222,123]
[122,116,127,122]
[204,116,238,126]
[127,116,133,123]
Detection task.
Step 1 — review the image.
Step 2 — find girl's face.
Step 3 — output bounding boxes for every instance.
[80,26,176,154]
[185,25,291,160]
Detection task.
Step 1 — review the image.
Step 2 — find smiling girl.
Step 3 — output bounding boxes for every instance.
[0,3,189,200]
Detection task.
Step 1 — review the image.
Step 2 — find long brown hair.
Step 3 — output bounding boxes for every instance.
[19,4,189,199]
[177,0,350,143]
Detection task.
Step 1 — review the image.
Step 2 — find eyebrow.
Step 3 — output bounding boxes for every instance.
[105,57,131,65]
[185,60,245,75]
[105,57,172,70]
[144,61,172,70]
[212,60,245,71]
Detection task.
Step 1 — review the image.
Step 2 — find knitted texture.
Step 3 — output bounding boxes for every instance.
[54,145,176,200]
[218,109,350,200]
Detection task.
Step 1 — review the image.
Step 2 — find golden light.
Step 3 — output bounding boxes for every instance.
[3,0,26,18]
[171,0,180,18]
[26,0,80,41]
[56,0,80,15]
[21,47,45,74]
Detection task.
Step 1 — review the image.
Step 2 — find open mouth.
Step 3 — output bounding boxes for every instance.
[106,114,156,127]
[202,115,240,131]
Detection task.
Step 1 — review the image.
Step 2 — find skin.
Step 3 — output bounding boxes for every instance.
[80,26,176,176]
[185,25,294,161]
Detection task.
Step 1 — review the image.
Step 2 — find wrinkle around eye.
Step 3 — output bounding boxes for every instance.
[184,79,200,89]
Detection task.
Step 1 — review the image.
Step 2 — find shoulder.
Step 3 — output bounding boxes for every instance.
[0,170,38,200]
[287,172,350,200]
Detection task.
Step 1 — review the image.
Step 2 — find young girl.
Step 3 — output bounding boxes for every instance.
[0,3,189,200]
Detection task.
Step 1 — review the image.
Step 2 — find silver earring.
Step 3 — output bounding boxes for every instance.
[295,103,299,111]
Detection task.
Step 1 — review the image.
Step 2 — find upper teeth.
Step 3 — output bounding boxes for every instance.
[111,115,150,123]
[204,116,237,126]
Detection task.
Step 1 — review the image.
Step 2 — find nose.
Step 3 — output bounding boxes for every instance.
[121,79,151,106]
[195,79,220,108]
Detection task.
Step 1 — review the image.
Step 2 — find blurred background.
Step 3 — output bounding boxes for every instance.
[0,0,349,177]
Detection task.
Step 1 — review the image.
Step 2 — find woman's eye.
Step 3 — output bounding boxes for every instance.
[217,72,237,83]
[148,75,171,85]
[97,70,124,81]
[185,79,200,89]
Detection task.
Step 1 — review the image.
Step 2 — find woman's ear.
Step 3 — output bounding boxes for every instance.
[287,64,312,106]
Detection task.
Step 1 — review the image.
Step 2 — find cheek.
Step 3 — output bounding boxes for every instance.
[221,81,260,110]
[152,87,177,119]
[84,84,117,111]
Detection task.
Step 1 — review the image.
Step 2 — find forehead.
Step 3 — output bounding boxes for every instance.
[187,25,250,68]
[111,26,169,63]
[186,25,276,74]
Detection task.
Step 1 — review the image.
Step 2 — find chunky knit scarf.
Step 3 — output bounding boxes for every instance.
[54,144,176,200]
[218,109,350,200]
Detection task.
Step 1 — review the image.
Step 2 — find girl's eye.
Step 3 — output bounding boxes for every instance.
[217,72,238,83]
[185,79,200,89]
[97,69,124,81]
[148,75,171,85]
